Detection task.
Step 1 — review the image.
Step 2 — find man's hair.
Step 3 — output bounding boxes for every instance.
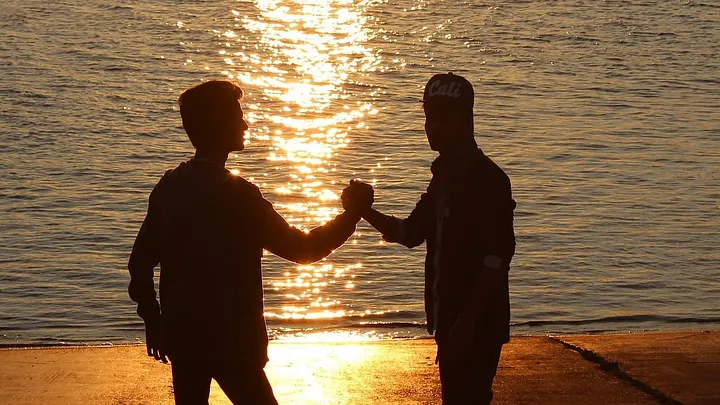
[178,80,244,149]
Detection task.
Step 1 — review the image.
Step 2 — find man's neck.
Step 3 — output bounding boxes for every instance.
[439,136,478,162]
[192,149,229,167]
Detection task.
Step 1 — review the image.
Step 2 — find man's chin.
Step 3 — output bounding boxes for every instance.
[427,135,445,152]
[428,142,442,152]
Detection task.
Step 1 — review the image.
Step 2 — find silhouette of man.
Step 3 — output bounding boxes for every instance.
[128,80,361,405]
[343,73,516,404]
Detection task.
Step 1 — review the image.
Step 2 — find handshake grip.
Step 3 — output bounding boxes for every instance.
[341,179,374,215]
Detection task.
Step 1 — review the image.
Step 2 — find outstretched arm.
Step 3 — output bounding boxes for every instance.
[358,207,398,238]
[261,198,360,265]
[343,180,429,249]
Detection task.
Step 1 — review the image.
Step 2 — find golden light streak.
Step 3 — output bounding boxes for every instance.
[215,0,383,323]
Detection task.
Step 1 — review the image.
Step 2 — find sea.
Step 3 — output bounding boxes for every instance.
[1,0,718,346]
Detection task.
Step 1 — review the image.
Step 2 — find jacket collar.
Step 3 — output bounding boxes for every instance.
[431,147,484,178]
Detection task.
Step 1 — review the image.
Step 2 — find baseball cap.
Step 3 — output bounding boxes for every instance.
[422,72,474,113]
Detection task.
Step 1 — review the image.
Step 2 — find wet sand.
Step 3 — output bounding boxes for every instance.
[0,331,717,404]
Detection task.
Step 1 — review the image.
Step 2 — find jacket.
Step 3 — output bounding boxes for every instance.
[384,148,516,344]
[128,159,358,364]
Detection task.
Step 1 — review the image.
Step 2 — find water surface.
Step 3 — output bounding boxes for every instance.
[1,0,718,345]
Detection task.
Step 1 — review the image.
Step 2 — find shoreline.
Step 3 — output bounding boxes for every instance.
[1,330,718,404]
[2,326,717,349]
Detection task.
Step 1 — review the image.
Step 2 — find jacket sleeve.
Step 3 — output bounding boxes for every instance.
[382,192,431,249]
[259,196,360,265]
[127,187,162,323]
[484,176,516,270]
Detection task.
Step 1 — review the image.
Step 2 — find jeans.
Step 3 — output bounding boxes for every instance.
[169,351,278,405]
[436,341,503,405]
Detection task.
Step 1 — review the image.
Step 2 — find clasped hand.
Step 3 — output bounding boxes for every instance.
[341,179,374,215]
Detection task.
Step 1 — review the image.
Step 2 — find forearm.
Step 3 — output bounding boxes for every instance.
[267,210,360,264]
[361,207,403,241]
[300,210,360,262]
[128,266,160,322]
[127,217,161,323]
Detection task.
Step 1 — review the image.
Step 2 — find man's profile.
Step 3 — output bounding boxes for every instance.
[128,80,362,404]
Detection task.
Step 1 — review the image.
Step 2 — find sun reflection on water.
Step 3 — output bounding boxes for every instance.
[217,0,383,321]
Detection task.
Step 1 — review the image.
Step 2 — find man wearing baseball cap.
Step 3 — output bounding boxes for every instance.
[342,73,516,404]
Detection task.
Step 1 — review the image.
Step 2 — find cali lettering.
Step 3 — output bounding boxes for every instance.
[427,81,462,98]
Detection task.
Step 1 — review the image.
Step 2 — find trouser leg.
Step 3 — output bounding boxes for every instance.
[213,363,278,405]
[438,342,503,405]
[169,354,212,405]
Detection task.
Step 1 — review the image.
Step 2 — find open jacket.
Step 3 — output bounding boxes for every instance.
[383,148,516,344]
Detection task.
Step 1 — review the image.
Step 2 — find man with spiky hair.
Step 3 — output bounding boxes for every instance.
[128,80,363,404]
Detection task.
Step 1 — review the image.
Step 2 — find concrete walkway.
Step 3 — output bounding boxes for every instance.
[0,331,717,404]
[556,331,720,405]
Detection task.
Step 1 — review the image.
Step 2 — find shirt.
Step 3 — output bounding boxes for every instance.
[127,159,358,364]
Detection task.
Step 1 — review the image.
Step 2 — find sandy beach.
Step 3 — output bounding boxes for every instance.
[1,331,718,405]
